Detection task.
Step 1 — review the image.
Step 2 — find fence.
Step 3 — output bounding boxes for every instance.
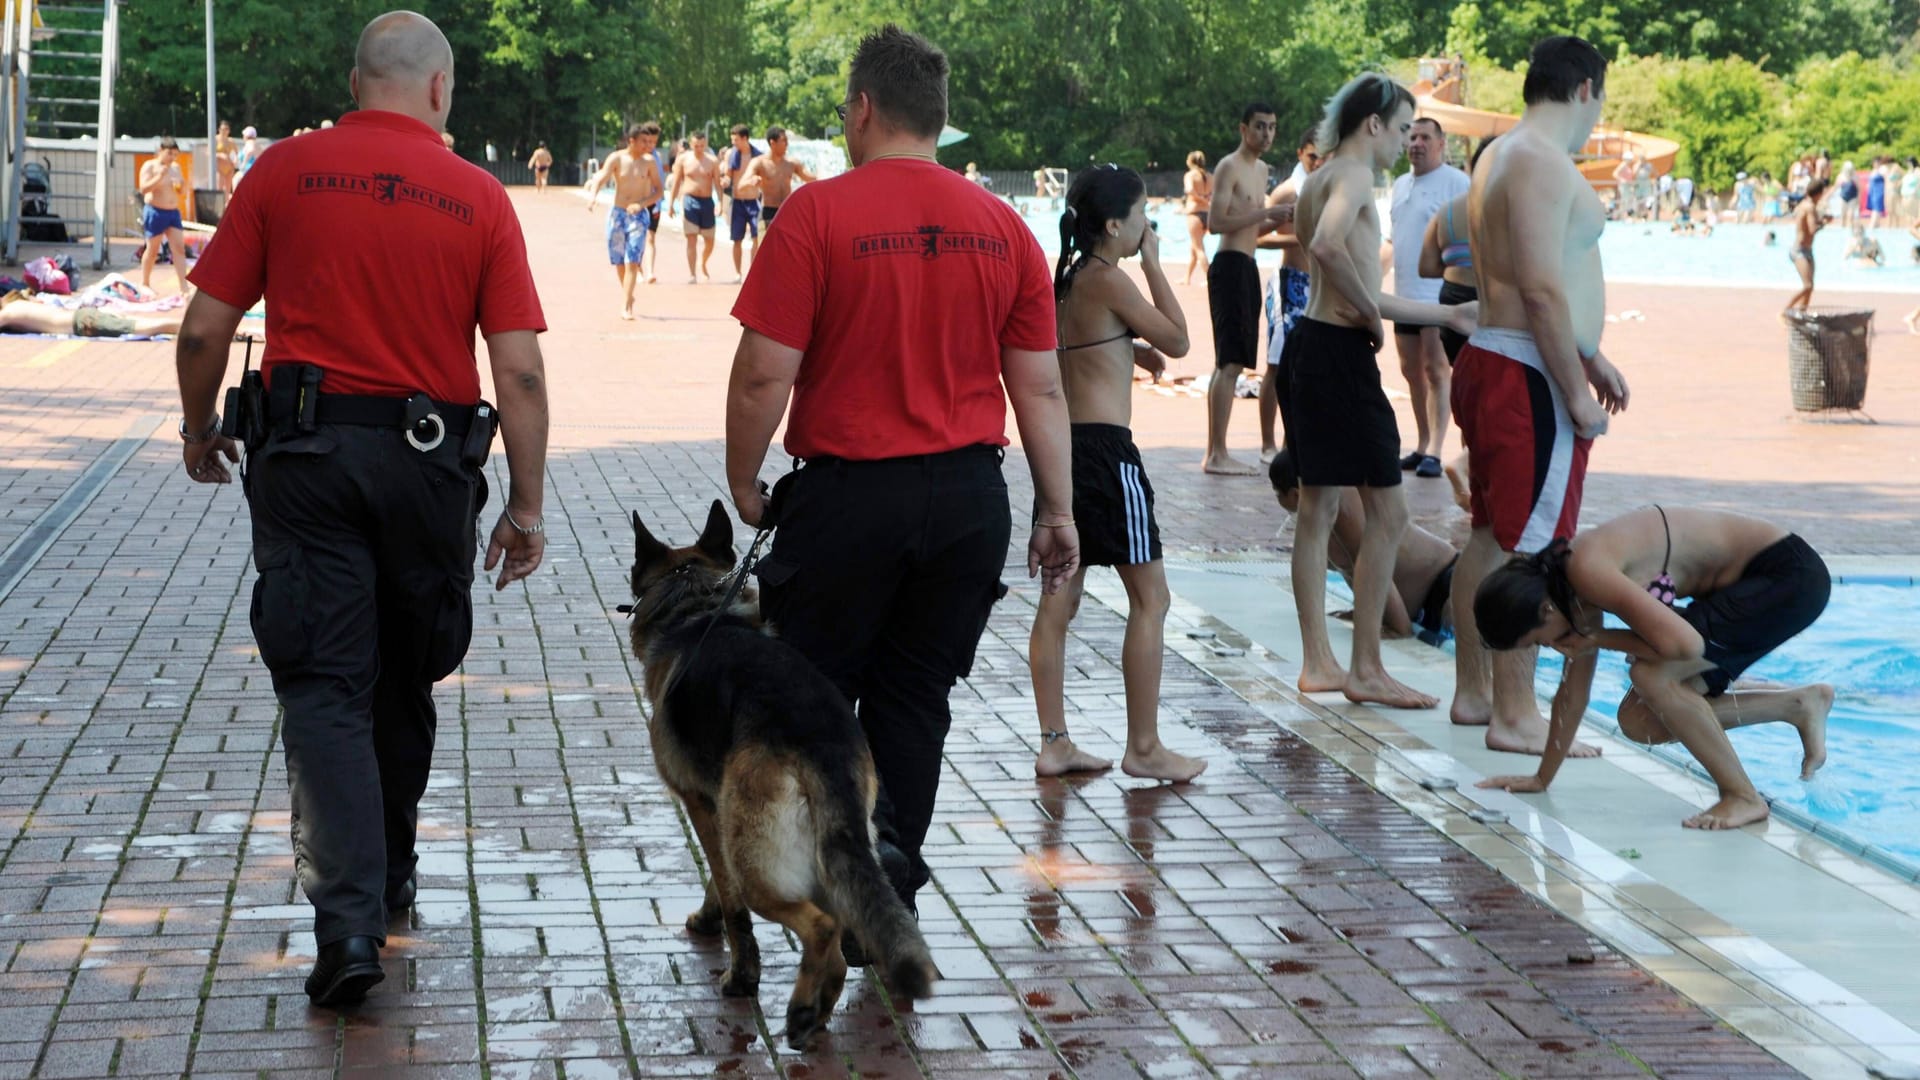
[475,160,584,189]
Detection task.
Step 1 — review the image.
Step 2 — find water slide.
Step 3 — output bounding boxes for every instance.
[1411,62,1680,190]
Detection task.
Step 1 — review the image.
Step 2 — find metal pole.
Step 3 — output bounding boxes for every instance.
[1,0,16,262]
[204,0,216,176]
[92,0,118,268]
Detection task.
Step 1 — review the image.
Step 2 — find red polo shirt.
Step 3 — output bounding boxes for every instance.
[730,158,1055,460]
[190,109,545,403]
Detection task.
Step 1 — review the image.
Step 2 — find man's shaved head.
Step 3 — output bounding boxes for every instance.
[354,10,452,85]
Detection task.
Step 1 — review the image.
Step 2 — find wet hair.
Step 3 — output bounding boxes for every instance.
[1807,177,1831,199]
[692,129,709,142]
[1241,101,1276,126]
[1053,164,1145,300]
[730,123,750,139]
[1297,124,1319,152]
[1187,150,1205,169]
[848,24,948,138]
[1522,35,1607,105]
[1316,73,1414,154]
[637,120,661,137]
[766,125,786,141]
[625,124,646,141]
[157,136,178,150]
[1474,540,1579,651]
[1412,117,1444,138]
[1267,449,1298,497]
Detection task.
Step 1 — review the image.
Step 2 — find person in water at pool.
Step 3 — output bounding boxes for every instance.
[1474,506,1835,832]
[1269,449,1459,643]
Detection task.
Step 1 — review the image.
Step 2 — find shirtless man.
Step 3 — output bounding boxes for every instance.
[1204,102,1292,476]
[528,142,553,193]
[1257,126,1320,460]
[1785,177,1831,314]
[585,123,664,320]
[668,130,721,282]
[737,126,816,232]
[1284,73,1475,709]
[1449,35,1628,756]
[138,137,191,296]
[720,124,762,281]
[0,294,184,338]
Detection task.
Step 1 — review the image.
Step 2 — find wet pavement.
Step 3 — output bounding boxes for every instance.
[2,189,1915,1077]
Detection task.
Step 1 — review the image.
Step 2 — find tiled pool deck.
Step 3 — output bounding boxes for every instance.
[1,192,1918,1077]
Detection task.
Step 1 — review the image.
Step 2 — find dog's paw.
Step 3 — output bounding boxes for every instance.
[685,902,724,937]
[719,966,758,998]
[785,1003,824,1050]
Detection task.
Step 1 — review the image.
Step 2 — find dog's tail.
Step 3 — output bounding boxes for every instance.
[814,778,936,1000]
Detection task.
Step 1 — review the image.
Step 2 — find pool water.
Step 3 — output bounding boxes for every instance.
[1321,574,1920,867]
[1008,195,1920,295]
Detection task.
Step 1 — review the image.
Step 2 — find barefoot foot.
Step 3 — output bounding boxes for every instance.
[1343,670,1439,710]
[1298,659,1348,694]
[1790,683,1833,779]
[1035,737,1113,777]
[1683,793,1769,830]
[1486,714,1601,757]
[1450,693,1493,727]
[1121,744,1208,783]
[1202,454,1260,477]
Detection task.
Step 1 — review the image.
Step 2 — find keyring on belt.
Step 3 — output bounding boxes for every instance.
[406,411,445,452]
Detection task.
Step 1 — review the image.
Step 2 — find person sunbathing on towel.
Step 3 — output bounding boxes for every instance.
[0,295,184,338]
[1473,506,1834,831]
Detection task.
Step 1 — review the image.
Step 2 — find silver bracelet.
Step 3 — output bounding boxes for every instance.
[503,509,544,535]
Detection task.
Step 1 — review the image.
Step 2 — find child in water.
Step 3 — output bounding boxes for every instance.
[1027,165,1207,782]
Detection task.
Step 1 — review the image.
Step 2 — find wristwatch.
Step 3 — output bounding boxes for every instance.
[179,414,221,444]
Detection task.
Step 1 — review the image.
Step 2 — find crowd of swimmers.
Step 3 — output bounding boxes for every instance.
[1030,35,1836,833]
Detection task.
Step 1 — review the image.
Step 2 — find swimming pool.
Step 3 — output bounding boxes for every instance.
[1321,573,1920,868]
[1007,195,1920,295]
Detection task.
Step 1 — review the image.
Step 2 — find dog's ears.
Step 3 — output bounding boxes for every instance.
[631,509,670,567]
[697,499,736,568]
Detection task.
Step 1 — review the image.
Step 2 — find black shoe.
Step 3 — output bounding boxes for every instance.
[305,935,384,1007]
[875,839,913,904]
[1415,455,1443,478]
[385,872,417,916]
[1399,451,1425,471]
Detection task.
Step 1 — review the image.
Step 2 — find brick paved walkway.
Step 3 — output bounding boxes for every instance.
[7,188,1912,1078]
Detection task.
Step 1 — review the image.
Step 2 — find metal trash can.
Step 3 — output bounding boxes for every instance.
[192,188,227,228]
[1785,307,1871,411]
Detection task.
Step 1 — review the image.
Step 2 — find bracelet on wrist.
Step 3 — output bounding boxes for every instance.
[503,508,545,535]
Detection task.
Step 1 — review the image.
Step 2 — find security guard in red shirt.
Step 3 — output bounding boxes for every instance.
[173,11,551,1007]
[726,25,1078,937]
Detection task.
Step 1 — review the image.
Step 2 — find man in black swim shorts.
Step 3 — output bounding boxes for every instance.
[1285,72,1474,710]
[1202,101,1292,476]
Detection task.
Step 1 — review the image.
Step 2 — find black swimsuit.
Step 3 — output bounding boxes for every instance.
[1642,508,1831,697]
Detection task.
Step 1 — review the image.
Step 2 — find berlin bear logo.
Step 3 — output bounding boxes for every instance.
[372,173,405,205]
[917,225,944,260]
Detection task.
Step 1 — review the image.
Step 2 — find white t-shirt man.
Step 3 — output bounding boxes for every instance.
[1389,163,1469,305]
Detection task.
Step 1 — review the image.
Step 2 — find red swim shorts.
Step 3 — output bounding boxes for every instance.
[1451,328,1593,553]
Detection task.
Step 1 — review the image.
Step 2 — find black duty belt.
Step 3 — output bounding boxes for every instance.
[266,390,477,451]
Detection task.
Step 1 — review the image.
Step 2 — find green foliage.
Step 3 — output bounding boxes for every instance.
[110,0,1920,172]
[1659,58,1786,189]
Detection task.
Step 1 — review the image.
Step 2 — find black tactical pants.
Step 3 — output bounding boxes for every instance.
[245,424,485,946]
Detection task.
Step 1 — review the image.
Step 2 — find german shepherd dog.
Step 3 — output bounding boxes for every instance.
[626,501,937,1047]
